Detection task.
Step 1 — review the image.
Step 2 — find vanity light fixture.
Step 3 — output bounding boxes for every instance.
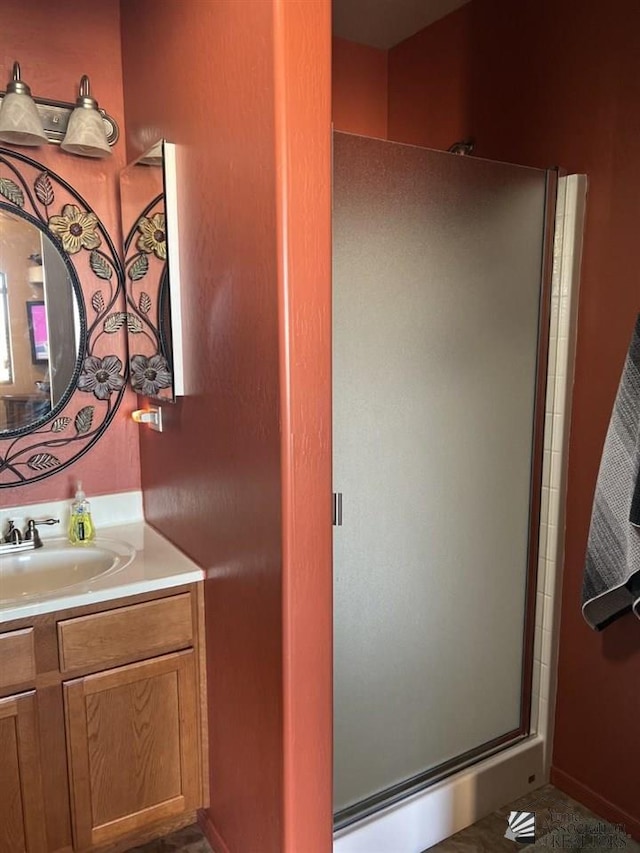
[131,407,164,432]
[0,62,119,154]
[27,253,44,285]
[61,76,112,159]
[0,62,47,147]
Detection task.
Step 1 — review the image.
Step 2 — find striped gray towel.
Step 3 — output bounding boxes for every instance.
[582,315,640,630]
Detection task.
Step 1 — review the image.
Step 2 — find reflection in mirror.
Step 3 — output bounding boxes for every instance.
[0,209,80,432]
[120,139,183,401]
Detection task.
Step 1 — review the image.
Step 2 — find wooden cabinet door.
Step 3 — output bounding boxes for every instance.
[0,692,47,853]
[64,650,200,851]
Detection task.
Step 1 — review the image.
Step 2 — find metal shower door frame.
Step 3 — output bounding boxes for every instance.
[333,157,558,831]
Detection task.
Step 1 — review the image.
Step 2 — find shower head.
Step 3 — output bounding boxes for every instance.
[448,139,475,156]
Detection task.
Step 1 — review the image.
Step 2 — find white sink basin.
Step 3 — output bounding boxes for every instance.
[0,538,136,602]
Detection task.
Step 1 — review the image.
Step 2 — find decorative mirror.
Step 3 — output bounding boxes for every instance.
[120,139,184,401]
[0,148,126,487]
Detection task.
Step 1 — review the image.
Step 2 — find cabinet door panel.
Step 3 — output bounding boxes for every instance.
[0,628,36,690]
[0,693,47,853]
[64,650,200,851]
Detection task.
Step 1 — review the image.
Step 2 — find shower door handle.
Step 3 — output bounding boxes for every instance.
[333,492,343,526]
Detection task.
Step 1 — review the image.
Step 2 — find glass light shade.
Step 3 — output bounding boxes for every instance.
[0,91,47,146]
[61,106,111,158]
[28,264,44,284]
[139,140,163,166]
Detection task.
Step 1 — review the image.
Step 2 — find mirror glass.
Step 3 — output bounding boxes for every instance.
[0,209,81,433]
[120,139,182,402]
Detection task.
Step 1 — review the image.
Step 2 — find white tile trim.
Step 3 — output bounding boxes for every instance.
[531,174,587,772]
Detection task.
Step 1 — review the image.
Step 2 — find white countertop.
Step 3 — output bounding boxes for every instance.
[0,521,204,624]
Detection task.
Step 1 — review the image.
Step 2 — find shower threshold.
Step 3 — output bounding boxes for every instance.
[334,729,529,831]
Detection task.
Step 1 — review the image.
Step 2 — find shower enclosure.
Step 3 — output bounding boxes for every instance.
[333,132,554,827]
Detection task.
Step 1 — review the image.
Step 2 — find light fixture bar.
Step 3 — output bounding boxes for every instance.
[0,91,118,147]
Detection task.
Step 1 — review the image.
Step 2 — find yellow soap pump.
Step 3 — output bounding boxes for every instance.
[68,481,95,545]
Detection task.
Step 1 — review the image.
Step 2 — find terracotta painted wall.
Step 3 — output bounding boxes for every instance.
[387,0,640,836]
[0,0,140,507]
[273,4,333,849]
[332,36,388,138]
[120,2,332,851]
[388,5,473,150]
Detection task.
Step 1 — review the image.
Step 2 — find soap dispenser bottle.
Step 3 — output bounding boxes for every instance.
[68,481,95,545]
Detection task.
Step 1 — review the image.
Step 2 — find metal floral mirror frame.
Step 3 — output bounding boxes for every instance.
[120,140,184,402]
[0,148,127,487]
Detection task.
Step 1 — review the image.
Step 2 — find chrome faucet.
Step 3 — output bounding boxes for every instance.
[1,517,59,554]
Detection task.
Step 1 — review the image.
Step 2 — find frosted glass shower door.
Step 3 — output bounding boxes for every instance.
[333,132,550,820]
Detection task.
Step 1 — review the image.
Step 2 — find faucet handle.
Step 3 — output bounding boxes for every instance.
[3,519,21,544]
[25,517,59,548]
[2,519,13,542]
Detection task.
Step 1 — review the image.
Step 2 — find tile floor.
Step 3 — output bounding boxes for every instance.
[127,785,640,851]
[426,784,640,852]
[126,823,211,853]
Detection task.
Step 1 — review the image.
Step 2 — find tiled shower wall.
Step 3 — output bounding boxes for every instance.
[532,174,587,770]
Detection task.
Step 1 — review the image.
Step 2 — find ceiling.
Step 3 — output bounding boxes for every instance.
[332,0,471,49]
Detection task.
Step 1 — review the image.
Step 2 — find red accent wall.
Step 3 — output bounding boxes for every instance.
[332,37,388,138]
[274,4,333,848]
[0,0,140,507]
[120,2,332,851]
[388,5,473,151]
[388,0,640,836]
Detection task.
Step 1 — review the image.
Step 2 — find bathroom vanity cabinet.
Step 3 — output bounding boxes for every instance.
[0,688,47,852]
[0,583,207,853]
